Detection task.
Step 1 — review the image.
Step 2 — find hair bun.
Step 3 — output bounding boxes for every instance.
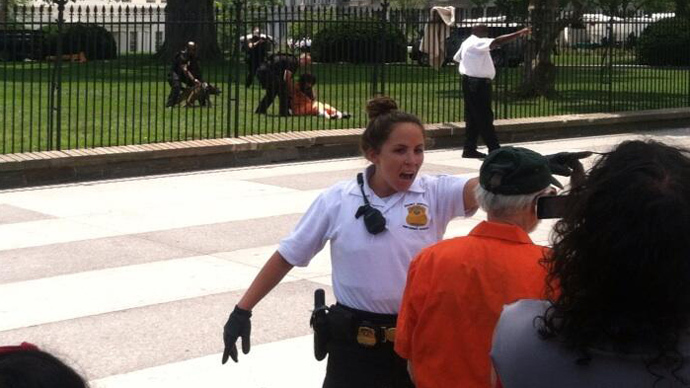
[366,96,398,120]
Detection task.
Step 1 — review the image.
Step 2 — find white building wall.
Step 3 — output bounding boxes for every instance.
[23,0,167,54]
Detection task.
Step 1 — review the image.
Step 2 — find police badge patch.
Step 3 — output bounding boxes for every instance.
[404,203,430,230]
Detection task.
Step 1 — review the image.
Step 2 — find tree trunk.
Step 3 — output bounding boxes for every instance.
[518,0,584,98]
[1,0,9,25]
[676,0,689,18]
[156,0,221,61]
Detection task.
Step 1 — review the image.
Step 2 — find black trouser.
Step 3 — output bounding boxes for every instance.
[462,75,500,152]
[165,72,194,107]
[245,56,262,87]
[322,304,414,388]
[255,68,290,116]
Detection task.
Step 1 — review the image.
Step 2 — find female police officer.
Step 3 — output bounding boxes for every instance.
[221,96,480,388]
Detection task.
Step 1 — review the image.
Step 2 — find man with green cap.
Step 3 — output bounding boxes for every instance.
[395,147,589,388]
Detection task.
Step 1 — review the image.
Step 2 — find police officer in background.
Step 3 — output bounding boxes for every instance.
[453,25,530,159]
[243,26,274,88]
[165,41,202,108]
[222,96,481,387]
[254,53,311,116]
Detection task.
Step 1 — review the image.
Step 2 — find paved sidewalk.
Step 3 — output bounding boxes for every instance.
[0,129,688,387]
[2,108,689,189]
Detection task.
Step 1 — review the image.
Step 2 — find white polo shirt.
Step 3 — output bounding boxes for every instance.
[278,167,472,314]
[453,34,496,80]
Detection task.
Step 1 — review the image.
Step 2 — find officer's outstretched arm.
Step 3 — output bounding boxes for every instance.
[463,177,480,215]
[222,251,294,364]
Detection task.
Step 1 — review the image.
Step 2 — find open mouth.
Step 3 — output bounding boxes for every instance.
[400,172,415,181]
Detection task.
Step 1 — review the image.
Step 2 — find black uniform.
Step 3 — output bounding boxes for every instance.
[244,35,271,87]
[165,48,202,108]
[255,53,299,116]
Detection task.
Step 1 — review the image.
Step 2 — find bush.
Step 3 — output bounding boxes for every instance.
[311,20,407,63]
[636,17,690,66]
[43,23,117,60]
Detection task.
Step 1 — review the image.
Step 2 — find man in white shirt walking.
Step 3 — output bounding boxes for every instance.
[454,25,530,159]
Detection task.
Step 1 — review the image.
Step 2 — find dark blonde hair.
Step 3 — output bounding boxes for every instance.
[360,96,424,155]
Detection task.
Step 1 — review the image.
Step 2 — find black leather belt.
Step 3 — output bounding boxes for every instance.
[327,303,398,347]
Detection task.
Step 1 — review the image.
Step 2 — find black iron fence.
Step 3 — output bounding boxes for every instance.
[1,4,688,154]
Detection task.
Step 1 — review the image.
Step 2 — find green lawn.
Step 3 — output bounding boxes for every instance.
[1,55,688,153]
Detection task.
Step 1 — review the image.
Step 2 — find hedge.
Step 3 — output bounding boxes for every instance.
[43,23,117,60]
[311,19,407,63]
[637,17,690,66]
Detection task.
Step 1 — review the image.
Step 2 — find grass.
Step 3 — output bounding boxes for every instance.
[1,54,688,153]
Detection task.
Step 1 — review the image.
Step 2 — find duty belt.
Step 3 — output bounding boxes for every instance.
[328,304,398,348]
[357,324,396,347]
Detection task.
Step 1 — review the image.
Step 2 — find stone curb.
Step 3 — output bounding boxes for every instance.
[1,107,689,189]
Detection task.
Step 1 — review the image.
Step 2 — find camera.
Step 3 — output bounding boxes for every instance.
[537,195,569,219]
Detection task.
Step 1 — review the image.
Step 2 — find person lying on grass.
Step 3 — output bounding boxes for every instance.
[285,71,351,119]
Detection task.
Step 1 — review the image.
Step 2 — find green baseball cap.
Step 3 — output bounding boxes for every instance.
[480,147,563,195]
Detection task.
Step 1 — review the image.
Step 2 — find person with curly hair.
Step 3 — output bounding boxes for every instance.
[491,140,690,388]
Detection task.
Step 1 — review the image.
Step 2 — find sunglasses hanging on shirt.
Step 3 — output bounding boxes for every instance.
[355,173,387,235]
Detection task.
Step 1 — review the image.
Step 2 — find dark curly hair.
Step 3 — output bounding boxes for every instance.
[538,140,690,382]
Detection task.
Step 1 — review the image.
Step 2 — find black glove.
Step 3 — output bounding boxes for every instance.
[545,151,593,177]
[222,305,252,364]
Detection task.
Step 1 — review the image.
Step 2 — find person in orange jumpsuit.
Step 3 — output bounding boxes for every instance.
[285,71,350,119]
[395,147,587,388]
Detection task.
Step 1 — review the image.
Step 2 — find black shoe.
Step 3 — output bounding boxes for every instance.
[462,150,488,159]
[341,112,352,119]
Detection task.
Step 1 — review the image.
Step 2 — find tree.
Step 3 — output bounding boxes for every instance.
[156,0,221,61]
[516,0,587,97]
[498,0,675,97]
[1,0,29,25]
[675,0,689,16]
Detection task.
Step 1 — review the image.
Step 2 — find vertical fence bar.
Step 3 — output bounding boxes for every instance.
[231,0,242,138]
[606,15,613,112]
[378,0,389,97]
[52,0,67,150]
[1,1,7,153]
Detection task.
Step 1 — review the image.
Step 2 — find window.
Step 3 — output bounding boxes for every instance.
[129,31,138,52]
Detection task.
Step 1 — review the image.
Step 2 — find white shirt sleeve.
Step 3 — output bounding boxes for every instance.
[277,188,337,267]
[452,45,463,63]
[469,37,494,52]
[431,175,475,227]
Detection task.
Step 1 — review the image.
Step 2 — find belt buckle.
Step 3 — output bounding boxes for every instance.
[384,327,396,343]
[357,326,377,347]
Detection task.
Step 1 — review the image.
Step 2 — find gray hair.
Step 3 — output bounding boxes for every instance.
[474,185,551,217]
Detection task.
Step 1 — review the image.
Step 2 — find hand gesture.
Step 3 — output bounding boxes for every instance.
[520,27,532,36]
[545,151,592,188]
[222,305,252,364]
